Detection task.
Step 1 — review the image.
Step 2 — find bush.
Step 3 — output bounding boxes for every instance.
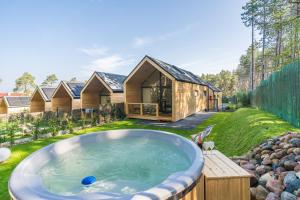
[236,92,251,108]
[49,118,59,137]
[32,117,42,140]
[66,117,74,134]
[7,121,19,146]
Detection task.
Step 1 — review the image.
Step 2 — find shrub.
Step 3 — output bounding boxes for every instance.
[236,92,251,108]
[49,118,59,137]
[32,117,42,140]
[66,117,74,134]
[7,121,19,146]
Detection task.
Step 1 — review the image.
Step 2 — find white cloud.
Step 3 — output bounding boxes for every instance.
[79,46,134,76]
[133,37,152,47]
[78,47,108,57]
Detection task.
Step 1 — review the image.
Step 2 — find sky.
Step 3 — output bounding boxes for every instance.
[0,0,250,92]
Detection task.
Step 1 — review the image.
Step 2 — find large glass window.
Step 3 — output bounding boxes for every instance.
[141,71,172,114]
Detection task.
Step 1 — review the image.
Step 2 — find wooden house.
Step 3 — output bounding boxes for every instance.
[51,81,85,113]
[81,72,126,110]
[206,82,222,111]
[30,86,56,113]
[0,96,30,115]
[124,55,218,122]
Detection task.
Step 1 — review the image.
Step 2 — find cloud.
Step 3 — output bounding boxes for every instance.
[133,23,198,48]
[78,47,108,57]
[133,37,152,47]
[79,47,134,75]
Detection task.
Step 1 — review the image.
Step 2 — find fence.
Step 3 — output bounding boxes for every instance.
[251,60,300,127]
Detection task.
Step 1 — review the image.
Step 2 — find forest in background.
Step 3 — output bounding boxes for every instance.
[202,0,300,99]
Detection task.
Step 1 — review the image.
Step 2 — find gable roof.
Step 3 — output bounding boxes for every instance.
[32,86,56,102]
[52,81,85,99]
[41,87,56,101]
[204,81,221,92]
[146,56,207,86]
[95,72,126,92]
[4,96,30,107]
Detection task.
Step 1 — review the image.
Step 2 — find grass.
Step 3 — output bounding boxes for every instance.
[206,108,300,156]
[0,108,299,199]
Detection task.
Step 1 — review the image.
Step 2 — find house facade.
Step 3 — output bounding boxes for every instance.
[30,86,56,113]
[124,56,221,122]
[81,72,126,110]
[0,96,30,115]
[51,81,85,113]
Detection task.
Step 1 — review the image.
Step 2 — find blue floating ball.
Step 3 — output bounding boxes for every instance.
[81,176,96,185]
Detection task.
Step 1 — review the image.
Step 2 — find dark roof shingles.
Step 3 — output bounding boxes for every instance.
[147,56,207,85]
[65,82,85,98]
[40,87,56,101]
[96,72,126,92]
[5,96,30,107]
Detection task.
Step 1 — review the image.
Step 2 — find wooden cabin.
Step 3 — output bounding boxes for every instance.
[30,86,56,113]
[206,82,222,112]
[0,96,30,115]
[124,56,218,122]
[81,72,126,110]
[51,81,85,113]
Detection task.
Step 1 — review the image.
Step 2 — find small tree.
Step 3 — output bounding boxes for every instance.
[13,72,36,95]
[66,117,74,134]
[49,118,59,137]
[7,120,19,146]
[41,74,58,86]
[32,117,42,140]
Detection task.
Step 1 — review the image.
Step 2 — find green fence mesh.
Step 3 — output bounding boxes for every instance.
[251,61,300,127]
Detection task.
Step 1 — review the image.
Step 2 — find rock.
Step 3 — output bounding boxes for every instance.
[295,155,300,162]
[285,178,300,194]
[263,157,273,165]
[255,154,261,160]
[262,154,270,159]
[242,163,256,171]
[294,188,300,197]
[289,148,297,154]
[276,167,287,174]
[295,165,300,172]
[240,160,249,166]
[256,185,269,200]
[290,138,300,147]
[247,170,259,187]
[294,148,300,155]
[296,172,300,179]
[262,149,272,155]
[271,153,278,159]
[250,187,257,200]
[266,192,280,200]
[256,165,272,175]
[273,145,280,150]
[249,159,258,165]
[276,150,287,159]
[0,148,11,163]
[262,144,273,151]
[266,179,283,194]
[281,191,297,200]
[284,172,297,186]
[259,172,274,186]
[285,161,298,171]
[284,143,294,149]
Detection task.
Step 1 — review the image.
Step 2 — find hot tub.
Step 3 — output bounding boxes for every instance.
[9,129,204,200]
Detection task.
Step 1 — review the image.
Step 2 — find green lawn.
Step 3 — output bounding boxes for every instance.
[0,108,299,199]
